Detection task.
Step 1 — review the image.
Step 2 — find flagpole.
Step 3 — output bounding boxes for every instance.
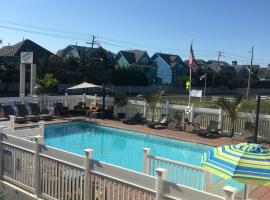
[188,39,193,107]
[204,76,206,100]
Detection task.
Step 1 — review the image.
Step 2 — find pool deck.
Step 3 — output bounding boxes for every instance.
[15,116,235,147]
[14,116,270,200]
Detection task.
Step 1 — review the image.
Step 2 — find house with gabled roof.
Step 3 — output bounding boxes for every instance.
[56,45,115,62]
[115,50,157,85]
[151,53,188,85]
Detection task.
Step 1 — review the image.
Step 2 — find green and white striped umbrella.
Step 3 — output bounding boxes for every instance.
[201,143,270,185]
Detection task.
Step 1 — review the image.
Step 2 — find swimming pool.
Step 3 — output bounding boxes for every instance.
[45,121,243,191]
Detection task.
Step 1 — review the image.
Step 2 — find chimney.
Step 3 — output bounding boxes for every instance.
[232,61,237,66]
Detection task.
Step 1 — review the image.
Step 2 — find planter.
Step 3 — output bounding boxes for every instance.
[117,113,126,119]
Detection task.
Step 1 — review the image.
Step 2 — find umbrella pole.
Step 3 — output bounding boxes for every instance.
[244,183,249,200]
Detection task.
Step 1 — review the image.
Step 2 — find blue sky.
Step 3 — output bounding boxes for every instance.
[0,0,269,67]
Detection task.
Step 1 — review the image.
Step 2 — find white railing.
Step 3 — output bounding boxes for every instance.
[0,132,236,200]
[142,148,211,191]
[127,99,270,140]
[1,94,270,140]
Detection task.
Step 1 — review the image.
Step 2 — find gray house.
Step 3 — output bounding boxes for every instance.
[151,53,187,85]
[57,45,115,62]
[115,50,157,85]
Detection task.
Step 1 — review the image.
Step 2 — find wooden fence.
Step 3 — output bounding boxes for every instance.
[0,131,236,200]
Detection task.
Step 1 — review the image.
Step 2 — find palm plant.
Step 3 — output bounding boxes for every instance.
[36,73,58,111]
[142,91,164,122]
[215,94,246,137]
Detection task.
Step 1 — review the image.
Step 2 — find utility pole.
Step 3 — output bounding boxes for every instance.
[247,46,254,99]
[211,51,222,88]
[86,35,99,59]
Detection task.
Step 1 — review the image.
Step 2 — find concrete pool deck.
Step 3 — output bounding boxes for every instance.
[14,116,270,200]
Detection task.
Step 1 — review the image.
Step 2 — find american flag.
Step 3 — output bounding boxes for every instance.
[188,45,197,72]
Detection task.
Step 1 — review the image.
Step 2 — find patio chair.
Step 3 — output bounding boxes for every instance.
[0,105,9,121]
[54,103,69,117]
[29,102,53,121]
[185,114,202,133]
[1,105,27,124]
[167,111,184,131]
[16,104,40,122]
[197,120,219,137]
[147,114,169,129]
[232,122,255,142]
[122,112,145,125]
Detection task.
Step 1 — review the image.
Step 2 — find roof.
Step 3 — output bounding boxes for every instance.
[0,39,56,59]
[118,50,150,65]
[57,45,115,60]
[153,53,184,67]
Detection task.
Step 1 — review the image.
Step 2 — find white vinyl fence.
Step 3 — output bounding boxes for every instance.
[0,131,236,200]
[142,148,211,192]
[1,94,270,140]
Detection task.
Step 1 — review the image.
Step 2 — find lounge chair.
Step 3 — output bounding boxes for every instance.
[167,111,184,131]
[232,121,254,142]
[185,114,202,133]
[0,105,9,121]
[1,105,27,124]
[197,120,219,137]
[54,103,69,117]
[16,104,40,122]
[122,113,145,125]
[29,102,53,121]
[147,114,169,129]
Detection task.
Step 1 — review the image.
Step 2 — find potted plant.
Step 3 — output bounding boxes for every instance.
[142,91,164,122]
[215,93,246,137]
[114,92,128,119]
[36,73,58,113]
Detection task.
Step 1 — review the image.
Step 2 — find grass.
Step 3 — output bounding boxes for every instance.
[165,97,270,114]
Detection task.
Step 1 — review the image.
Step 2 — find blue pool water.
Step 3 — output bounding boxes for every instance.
[45,121,243,191]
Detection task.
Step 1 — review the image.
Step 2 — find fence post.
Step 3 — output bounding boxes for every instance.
[34,136,41,197]
[0,127,4,180]
[155,168,167,200]
[38,122,45,144]
[166,101,169,115]
[190,104,195,123]
[64,93,68,107]
[218,107,224,131]
[223,186,237,200]
[143,100,147,118]
[94,94,97,104]
[142,148,150,174]
[82,93,86,104]
[84,149,93,200]
[9,115,15,132]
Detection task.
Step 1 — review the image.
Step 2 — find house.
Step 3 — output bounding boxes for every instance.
[151,53,188,85]
[0,39,57,64]
[232,61,260,78]
[115,50,157,85]
[56,45,115,63]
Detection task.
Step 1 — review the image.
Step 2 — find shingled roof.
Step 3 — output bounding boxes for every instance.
[154,53,184,67]
[119,50,150,64]
[0,39,56,60]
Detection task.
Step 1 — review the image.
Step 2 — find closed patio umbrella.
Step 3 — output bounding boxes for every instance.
[201,143,270,199]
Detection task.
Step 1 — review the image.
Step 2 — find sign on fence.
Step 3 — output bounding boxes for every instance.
[190,90,202,98]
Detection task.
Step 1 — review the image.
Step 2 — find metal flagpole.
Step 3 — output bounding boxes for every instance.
[204,75,206,100]
[188,67,191,107]
[188,39,193,107]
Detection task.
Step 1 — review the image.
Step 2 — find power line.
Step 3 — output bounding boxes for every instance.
[0,25,88,42]
[0,20,269,65]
